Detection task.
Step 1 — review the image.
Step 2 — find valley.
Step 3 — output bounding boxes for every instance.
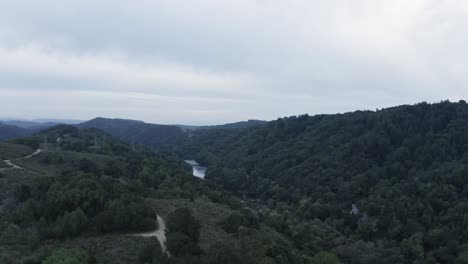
[1,2,463,263]
[2,101,468,263]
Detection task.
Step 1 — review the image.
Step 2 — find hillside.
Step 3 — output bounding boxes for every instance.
[182,101,468,263]
[79,118,267,153]
[5,102,468,263]
[0,125,306,264]
[78,118,189,152]
[0,123,32,141]
[0,120,62,142]
[0,120,58,129]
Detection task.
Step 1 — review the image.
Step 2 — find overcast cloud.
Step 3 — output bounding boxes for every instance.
[0,0,467,124]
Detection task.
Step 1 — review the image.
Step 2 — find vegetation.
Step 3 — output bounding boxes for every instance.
[0,123,31,141]
[42,248,95,264]
[0,125,303,263]
[0,127,204,263]
[4,101,468,263]
[180,101,468,263]
[78,118,189,152]
[166,208,202,257]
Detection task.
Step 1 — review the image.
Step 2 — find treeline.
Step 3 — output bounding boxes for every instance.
[182,100,468,263]
[78,117,190,152]
[2,126,313,263]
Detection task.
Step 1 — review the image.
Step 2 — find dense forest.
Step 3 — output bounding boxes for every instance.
[0,123,32,141]
[3,101,468,263]
[78,117,267,152]
[181,101,468,263]
[78,118,189,152]
[0,125,307,263]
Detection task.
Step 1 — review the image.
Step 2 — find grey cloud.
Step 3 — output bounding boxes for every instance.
[0,0,467,124]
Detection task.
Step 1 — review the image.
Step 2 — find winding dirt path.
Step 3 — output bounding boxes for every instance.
[3,160,23,169]
[24,149,42,159]
[2,149,42,170]
[135,215,169,255]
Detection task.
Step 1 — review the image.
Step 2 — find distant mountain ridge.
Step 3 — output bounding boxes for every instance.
[78,117,188,152]
[0,123,31,141]
[77,117,267,152]
[0,117,268,150]
[0,118,83,128]
[177,119,267,131]
[0,119,81,141]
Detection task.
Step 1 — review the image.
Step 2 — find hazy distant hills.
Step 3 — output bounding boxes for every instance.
[0,119,83,141]
[6,102,468,262]
[78,117,267,152]
[0,117,268,151]
[0,123,31,141]
[0,119,83,128]
[78,117,189,152]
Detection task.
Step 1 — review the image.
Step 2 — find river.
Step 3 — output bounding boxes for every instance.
[184,160,207,179]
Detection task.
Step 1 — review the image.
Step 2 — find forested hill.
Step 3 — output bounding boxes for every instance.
[0,123,31,141]
[184,100,468,263]
[78,117,189,152]
[78,118,267,153]
[1,125,313,264]
[0,125,210,263]
[5,102,468,263]
[0,121,71,142]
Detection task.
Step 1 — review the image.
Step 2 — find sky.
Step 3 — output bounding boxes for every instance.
[0,0,467,125]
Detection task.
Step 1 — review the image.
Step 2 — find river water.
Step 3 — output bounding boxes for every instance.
[184,160,207,179]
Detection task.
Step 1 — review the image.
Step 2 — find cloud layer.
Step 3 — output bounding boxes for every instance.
[0,0,467,124]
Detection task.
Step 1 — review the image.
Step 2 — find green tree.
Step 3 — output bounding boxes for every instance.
[205,244,243,264]
[61,208,88,237]
[138,238,162,263]
[166,232,201,257]
[167,208,200,242]
[401,233,424,261]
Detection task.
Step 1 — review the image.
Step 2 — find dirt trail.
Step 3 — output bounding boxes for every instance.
[2,149,42,170]
[136,215,169,255]
[24,149,42,159]
[3,160,23,169]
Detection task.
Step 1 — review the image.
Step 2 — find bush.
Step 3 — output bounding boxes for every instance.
[61,208,88,237]
[138,238,162,263]
[166,232,201,257]
[43,248,92,264]
[311,251,340,264]
[205,244,243,264]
